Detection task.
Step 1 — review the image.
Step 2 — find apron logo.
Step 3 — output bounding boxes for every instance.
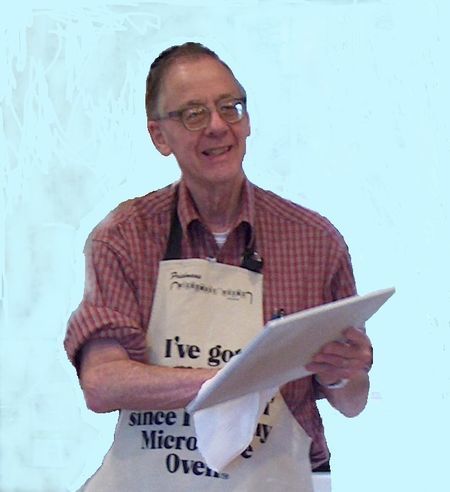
[169,281,254,304]
[170,271,202,280]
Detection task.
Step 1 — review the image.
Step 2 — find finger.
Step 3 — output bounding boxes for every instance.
[343,327,371,346]
[329,339,373,368]
[321,341,354,358]
[311,353,364,370]
[305,362,353,380]
[314,347,373,373]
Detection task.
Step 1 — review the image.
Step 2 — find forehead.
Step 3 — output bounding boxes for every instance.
[158,57,242,110]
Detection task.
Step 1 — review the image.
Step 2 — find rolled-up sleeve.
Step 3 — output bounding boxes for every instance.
[64,234,147,368]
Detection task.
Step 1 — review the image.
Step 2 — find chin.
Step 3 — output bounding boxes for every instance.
[206,166,244,186]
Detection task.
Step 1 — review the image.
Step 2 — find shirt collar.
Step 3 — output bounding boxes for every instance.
[177,178,255,238]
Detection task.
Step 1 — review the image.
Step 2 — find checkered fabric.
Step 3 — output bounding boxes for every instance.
[64,178,357,468]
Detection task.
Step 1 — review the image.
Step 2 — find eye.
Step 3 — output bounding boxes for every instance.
[182,106,207,122]
[219,99,244,119]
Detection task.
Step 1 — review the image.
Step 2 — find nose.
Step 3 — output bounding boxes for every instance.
[204,108,229,136]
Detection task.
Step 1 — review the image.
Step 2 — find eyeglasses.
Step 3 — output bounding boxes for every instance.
[152,96,247,131]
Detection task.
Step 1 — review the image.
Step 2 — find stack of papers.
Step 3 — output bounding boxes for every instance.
[187,287,395,413]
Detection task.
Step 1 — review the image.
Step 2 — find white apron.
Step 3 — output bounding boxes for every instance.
[80,246,314,491]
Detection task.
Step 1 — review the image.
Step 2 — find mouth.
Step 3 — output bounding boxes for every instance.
[201,145,232,157]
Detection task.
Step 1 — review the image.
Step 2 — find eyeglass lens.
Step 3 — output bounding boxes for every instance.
[182,99,245,130]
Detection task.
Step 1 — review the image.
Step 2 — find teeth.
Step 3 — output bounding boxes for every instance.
[204,146,229,156]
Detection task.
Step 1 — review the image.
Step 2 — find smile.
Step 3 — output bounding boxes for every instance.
[202,145,232,157]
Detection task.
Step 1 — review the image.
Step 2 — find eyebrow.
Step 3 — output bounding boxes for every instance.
[179,93,240,108]
[181,99,205,106]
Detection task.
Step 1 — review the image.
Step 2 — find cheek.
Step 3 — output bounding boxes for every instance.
[168,133,197,155]
[174,138,202,164]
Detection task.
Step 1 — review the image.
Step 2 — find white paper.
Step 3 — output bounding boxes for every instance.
[187,287,395,413]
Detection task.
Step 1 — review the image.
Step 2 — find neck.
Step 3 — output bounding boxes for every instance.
[184,176,245,233]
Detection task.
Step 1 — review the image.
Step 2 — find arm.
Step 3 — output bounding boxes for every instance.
[67,226,215,411]
[305,327,372,417]
[66,211,219,413]
[80,338,218,413]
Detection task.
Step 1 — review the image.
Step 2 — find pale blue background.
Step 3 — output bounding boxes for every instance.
[1,1,449,491]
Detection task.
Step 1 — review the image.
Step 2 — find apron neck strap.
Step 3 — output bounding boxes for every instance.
[163,195,263,274]
[163,202,183,260]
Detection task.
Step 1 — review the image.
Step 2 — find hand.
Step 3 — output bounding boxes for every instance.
[305,327,373,387]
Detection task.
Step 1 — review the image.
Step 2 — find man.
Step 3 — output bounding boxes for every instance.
[65,42,372,491]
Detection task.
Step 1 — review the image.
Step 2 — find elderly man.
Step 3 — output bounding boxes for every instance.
[65,42,372,491]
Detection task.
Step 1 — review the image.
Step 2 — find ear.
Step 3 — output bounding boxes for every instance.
[244,112,251,138]
[147,120,172,156]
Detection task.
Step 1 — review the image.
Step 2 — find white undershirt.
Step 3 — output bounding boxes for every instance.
[212,231,229,248]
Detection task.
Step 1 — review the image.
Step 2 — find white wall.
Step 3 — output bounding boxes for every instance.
[1,1,449,491]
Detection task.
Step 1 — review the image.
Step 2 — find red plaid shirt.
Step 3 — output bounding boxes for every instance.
[65,178,357,468]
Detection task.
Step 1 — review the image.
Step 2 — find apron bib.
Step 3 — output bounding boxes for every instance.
[81,252,314,492]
